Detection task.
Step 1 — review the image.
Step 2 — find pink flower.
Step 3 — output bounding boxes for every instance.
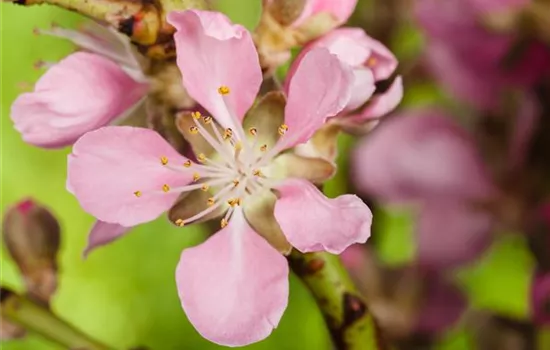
[68,10,373,346]
[352,110,495,269]
[415,0,550,109]
[287,28,403,124]
[10,23,149,148]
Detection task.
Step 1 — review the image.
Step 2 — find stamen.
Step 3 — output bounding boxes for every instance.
[227,198,241,207]
[260,144,268,152]
[184,160,192,168]
[174,218,185,227]
[192,111,202,119]
[201,184,210,191]
[278,124,289,136]
[162,184,170,192]
[160,156,168,165]
[189,126,199,135]
[367,56,377,67]
[223,128,233,140]
[193,173,201,182]
[253,169,263,177]
[249,127,257,136]
[221,218,229,228]
[197,153,207,163]
[207,197,215,206]
[203,116,213,124]
[134,191,142,197]
[232,179,240,187]
[218,85,230,95]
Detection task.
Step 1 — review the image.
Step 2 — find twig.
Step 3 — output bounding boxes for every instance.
[1,287,112,350]
[288,251,388,350]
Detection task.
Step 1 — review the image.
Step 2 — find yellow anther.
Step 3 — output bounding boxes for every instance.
[234,141,243,151]
[183,160,192,168]
[175,218,185,227]
[227,198,241,207]
[221,218,229,228]
[218,85,230,95]
[189,126,199,135]
[201,184,210,191]
[207,197,215,206]
[162,184,170,192]
[249,127,257,136]
[223,128,233,140]
[134,191,142,197]
[160,156,168,165]
[253,169,263,177]
[203,116,213,124]
[367,56,377,67]
[193,173,201,182]
[278,124,289,136]
[260,144,268,152]
[191,111,202,119]
[197,153,207,163]
[232,179,240,187]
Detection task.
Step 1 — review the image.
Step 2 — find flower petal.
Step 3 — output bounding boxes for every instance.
[356,76,403,120]
[268,152,336,184]
[281,48,353,149]
[417,201,494,270]
[302,0,358,24]
[167,10,262,130]
[243,190,292,254]
[67,126,193,227]
[347,68,376,112]
[176,208,289,346]
[11,52,147,148]
[83,221,130,257]
[351,109,495,203]
[274,179,372,254]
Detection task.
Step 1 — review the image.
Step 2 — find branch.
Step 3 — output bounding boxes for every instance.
[288,251,388,350]
[4,0,209,58]
[1,287,112,350]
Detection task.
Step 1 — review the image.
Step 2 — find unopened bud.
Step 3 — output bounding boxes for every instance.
[268,0,307,26]
[2,199,60,305]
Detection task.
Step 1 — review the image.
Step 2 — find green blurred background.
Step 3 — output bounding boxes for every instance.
[0,0,543,349]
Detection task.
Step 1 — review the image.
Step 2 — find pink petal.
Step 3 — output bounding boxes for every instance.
[531,271,550,325]
[354,75,403,121]
[301,0,358,24]
[83,220,130,257]
[67,126,193,227]
[11,52,147,148]
[274,179,372,254]
[176,209,288,346]
[347,68,376,112]
[281,48,353,149]
[417,201,494,269]
[508,94,540,170]
[352,109,494,203]
[167,10,262,130]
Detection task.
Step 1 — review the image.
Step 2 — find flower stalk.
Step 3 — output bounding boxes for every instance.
[288,250,387,350]
[1,287,112,350]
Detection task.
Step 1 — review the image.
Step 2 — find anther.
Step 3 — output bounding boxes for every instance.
[197,153,207,163]
[183,160,192,168]
[134,191,142,197]
[227,198,241,207]
[232,179,240,187]
[201,184,210,191]
[253,169,263,177]
[218,85,230,95]
[223,128,233,140]
[260,144,268,152]
[175,218,185,227]
[221,218,229,228]
[189,126,199,134]
[367,57,377,67]
[191,111,202,119]
[203,116,213,124]
[234,141,243,151]
[207,198,215,206]
[249,127,258,136]
[278,124,289,136]
[193,173,201,182]
[162,184,170,192]
[160,156,168,165]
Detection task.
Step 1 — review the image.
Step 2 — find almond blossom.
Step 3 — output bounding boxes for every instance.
[10,23,149,148]
[67,10,372,346]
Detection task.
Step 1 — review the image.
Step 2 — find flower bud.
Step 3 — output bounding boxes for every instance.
[2,199,60,305]
[266,0,307,26]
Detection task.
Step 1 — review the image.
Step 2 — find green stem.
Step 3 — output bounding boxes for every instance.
[1,287,112,350]
[288,251,387,350]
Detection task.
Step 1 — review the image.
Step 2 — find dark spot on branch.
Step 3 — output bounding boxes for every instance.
[306,258,325,274]
[14,0,26,5]
[119,16,135,37]
[342,293,367,327]
[1,287,15,303]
